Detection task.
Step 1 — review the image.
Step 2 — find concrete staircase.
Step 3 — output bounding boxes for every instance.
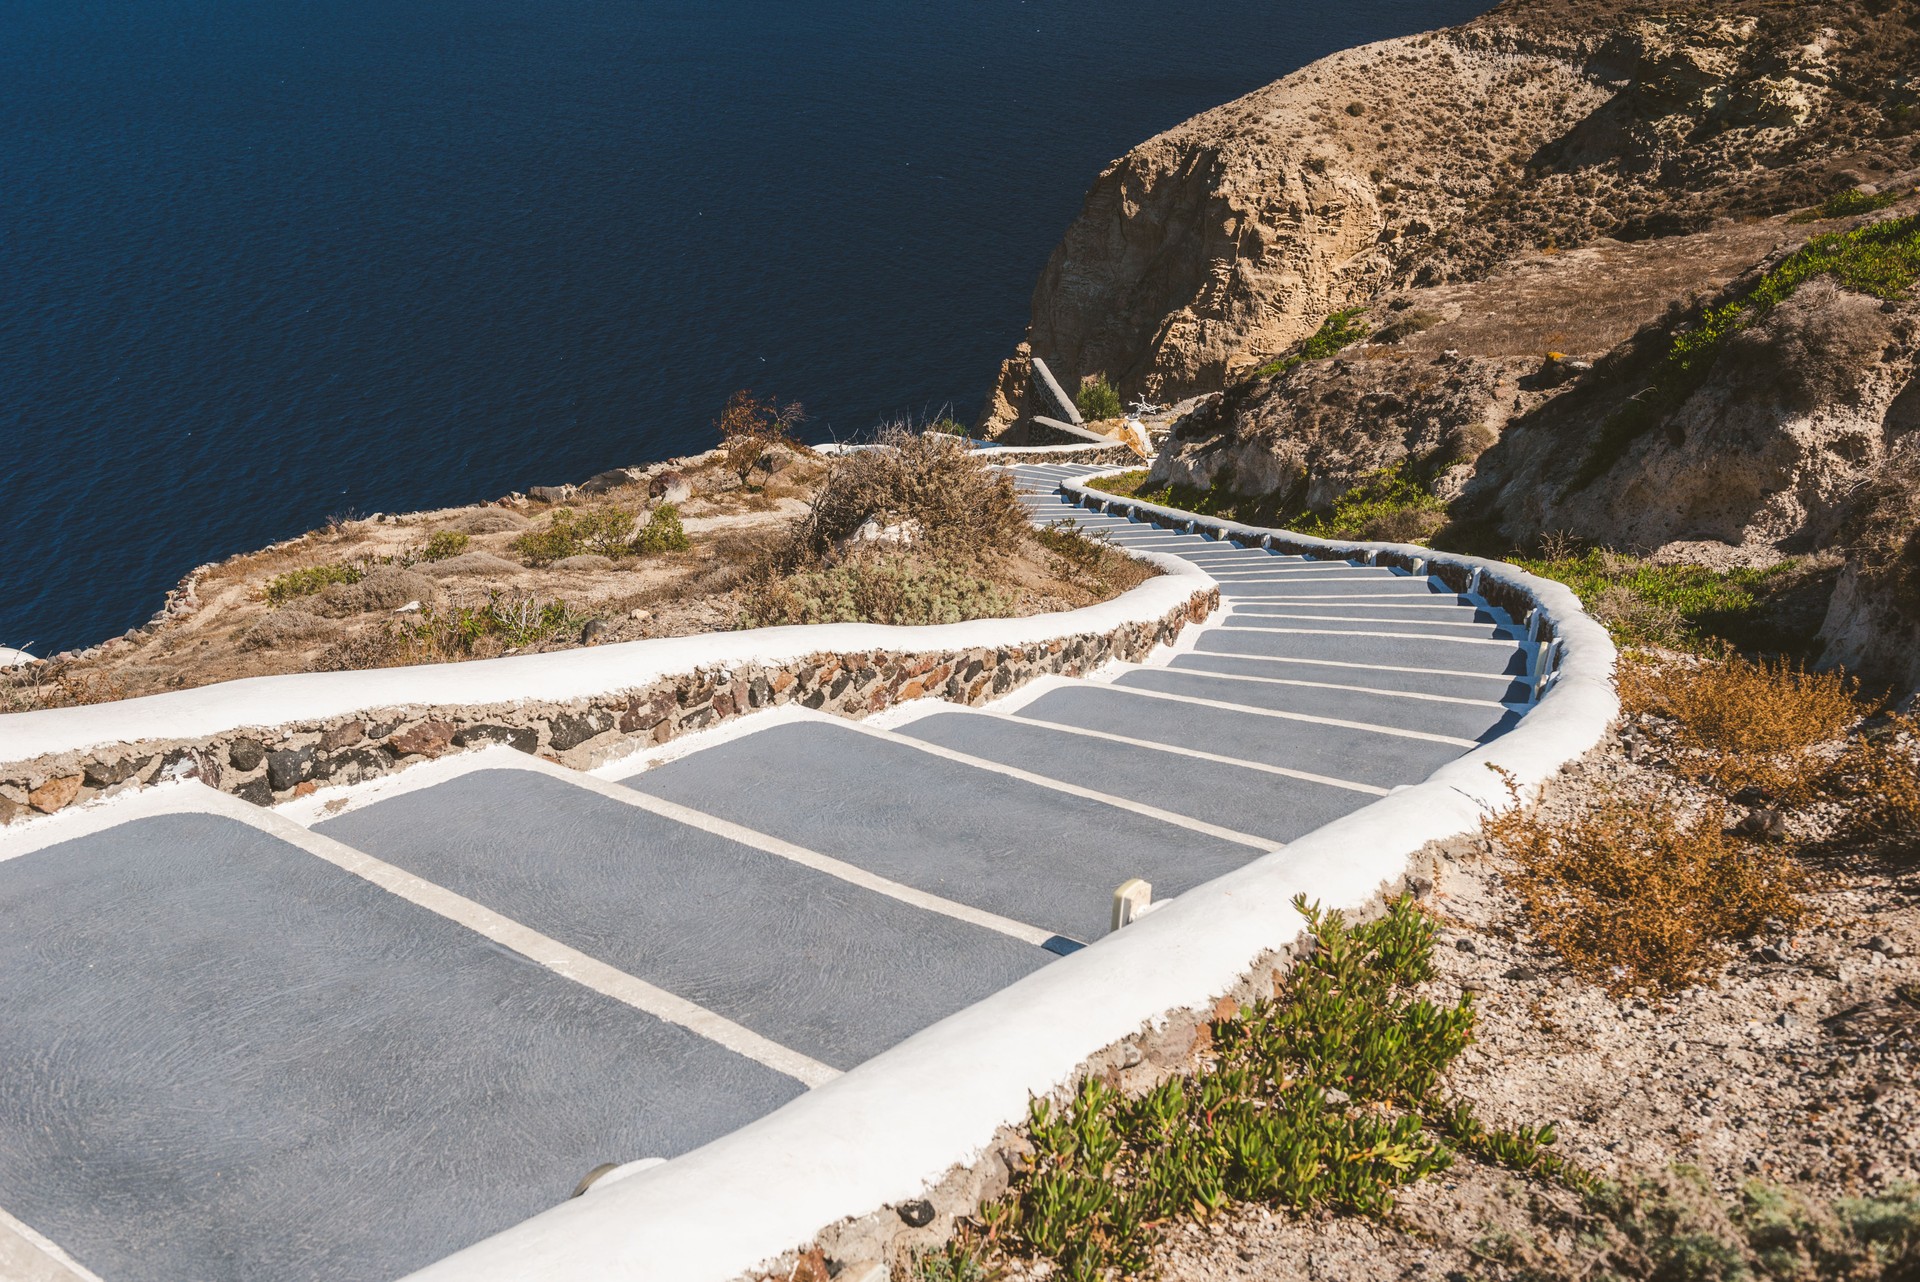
[0,464,1538,1282]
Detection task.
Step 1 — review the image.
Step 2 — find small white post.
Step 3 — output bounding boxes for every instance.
[1112,879,1154,932]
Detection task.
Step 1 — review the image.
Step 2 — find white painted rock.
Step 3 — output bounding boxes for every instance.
[0,647,40,668]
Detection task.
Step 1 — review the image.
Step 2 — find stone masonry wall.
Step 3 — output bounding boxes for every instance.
[0,590,1216,825]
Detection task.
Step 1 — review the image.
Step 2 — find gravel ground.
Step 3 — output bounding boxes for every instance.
[1155,734,1920,1282]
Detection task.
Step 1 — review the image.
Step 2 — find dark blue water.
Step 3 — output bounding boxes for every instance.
[2,0,1487,656]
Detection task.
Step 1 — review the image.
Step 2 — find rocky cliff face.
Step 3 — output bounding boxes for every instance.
[988,0,1920,688]
[984,0,1915,432]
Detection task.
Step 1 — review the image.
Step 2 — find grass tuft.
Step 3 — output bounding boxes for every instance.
[1250,308,1370,380]
[264,561,363,606]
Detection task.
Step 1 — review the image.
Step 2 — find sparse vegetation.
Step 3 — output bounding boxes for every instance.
[391,592,591,660]
[1619,651,1864,802]
[264,561,364,606]
[1075,375,1124,421]
[1085,462,1445,544]
[1485,775,1810,994]
[509,507,638,566]
[715,389,805,490]
[919,897,1577,1282]
[632,503,690,554]
[1250,308,1370,379]
[1036,519,1156,598]
[1292,462,1446,542]
[1510,547,1834,656]
[420,530,470,561]
[741,554,1017,628]
[1792,186,1911,223]
[1577,214,1920,486]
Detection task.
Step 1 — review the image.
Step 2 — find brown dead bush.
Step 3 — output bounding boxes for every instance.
[312,567,438,618]
[1618,651,1864,802]
[1485,778,1809,994]
[1835,714,1920,853]
[787,426,1029,565]
[236,610,335,651]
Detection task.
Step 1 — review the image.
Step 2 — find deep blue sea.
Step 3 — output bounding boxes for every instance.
[2,0,1487,656]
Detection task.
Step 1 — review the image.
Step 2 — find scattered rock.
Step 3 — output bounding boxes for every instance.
[232,777,274,807]
[528,485,576,505]
[580,619,610,645]
[265,747,314,793]
[1734,808,1789,840]
[320,722,365,753]
[387,720,457,758]
[0,794,23,825]
[548,710,614,753]
[83,757,146,789]
[27,775,83,814]
[228,737,266,773]
[1867,935,1900,957]
[649,470,692,504]
[896,1200,936,1229]
[451,724,539,754]
[578,468,639,495]
[392,600,422,614]
[1323,1087,1352,1106]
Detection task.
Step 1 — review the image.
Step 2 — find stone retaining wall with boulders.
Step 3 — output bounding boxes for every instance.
[0,589,1216,825]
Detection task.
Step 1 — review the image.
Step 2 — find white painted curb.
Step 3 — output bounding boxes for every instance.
[401,475,1618,1282]
[0,556,1211,770]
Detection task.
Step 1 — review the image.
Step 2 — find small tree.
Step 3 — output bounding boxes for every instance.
[715,390,805,489]
[1076,374,1123,421]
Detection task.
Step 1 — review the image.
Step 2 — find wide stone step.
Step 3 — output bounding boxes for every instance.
[892,710,1378,845]
[314,768,1052,1071]
[1168,651,1533,703]
[1010,684,1467,790]
[1218,612,1513,640]
[0,813,801,1282]
[617,720,1259,945]
[1192,624,1530,675]
[1111,668,1520,743]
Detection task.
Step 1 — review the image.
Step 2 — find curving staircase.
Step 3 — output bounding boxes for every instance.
[0,464,1541,1282]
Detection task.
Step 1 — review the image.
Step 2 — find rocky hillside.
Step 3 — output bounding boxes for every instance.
[984,0,1920,690]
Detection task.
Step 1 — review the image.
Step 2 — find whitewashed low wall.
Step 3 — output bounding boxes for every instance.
[406,475,1618,1282]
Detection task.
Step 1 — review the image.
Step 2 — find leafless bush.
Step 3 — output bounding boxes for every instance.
[784,425,1029,566]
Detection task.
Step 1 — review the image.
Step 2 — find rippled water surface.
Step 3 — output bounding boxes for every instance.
[2,0,1488,654]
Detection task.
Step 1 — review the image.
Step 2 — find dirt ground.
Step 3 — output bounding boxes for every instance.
[1155,731,1920,1282]
[4,445,1139,710]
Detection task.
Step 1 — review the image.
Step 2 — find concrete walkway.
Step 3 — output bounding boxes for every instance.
[0,464,1538,1282]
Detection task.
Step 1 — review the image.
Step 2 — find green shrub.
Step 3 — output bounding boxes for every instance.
[1075,375,1123,421]
[1791,186,1909,223]
[421,530,470,561]
[742,554,1016,627]
[632,503,690,554]
[1577,214,1920,486]
[1293,463,1445,542]
[509,507,637,566]
[967,897,1490,1282]
[393,592,588,658]
[265,562,363,606]
[1511,548,1826,653]
[1251,307,1369,379]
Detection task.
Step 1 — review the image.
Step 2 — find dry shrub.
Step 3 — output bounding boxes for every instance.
[237,610,334,651]
[1485,780,1808,993]
[1835,713,1920,851]
[787,426,1028,564]
[310,566,438,618]
[441,509,529,535]
[1035,520,1155,597]
[742,551,1016,627]
[715,390,804,489]
[1619,651,1864,801]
